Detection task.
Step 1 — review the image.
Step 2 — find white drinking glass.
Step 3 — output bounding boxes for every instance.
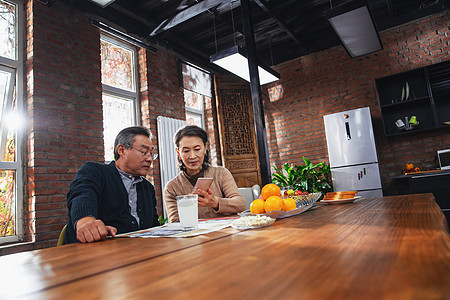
[176,194,198,230]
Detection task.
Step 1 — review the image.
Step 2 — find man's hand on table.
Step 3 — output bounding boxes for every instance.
[76,216,117,243]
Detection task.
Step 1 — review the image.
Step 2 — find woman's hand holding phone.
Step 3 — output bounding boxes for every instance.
[192,178,218,209]
[192,178,213,194]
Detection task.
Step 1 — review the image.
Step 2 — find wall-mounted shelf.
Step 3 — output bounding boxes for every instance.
[380,96,430,108]
[376,60,450,136]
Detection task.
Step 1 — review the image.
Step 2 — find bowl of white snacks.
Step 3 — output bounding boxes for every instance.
[231,215,275,230]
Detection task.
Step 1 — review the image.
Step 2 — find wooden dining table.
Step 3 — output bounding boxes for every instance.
[1,193,449,299]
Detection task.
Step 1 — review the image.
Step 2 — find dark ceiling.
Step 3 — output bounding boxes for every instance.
[59,0,448,73]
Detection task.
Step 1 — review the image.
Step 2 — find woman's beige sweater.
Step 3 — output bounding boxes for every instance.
[164,166,246,222]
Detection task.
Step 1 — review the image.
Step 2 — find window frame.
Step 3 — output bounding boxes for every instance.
[185,92,206,129]
[179,61,212,129]
[100,34,140,162]
[0,64,16,158]
[0,0,24,244]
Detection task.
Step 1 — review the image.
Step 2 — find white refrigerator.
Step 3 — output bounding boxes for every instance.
[323,107,383,198]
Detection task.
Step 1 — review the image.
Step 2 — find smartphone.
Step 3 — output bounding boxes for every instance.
[192,178,213,193]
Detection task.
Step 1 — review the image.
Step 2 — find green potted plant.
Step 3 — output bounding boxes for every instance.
[272,163,302,190]
[272,157,333,197]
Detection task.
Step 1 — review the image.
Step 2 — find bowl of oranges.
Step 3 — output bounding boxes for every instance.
[239,183,321,219]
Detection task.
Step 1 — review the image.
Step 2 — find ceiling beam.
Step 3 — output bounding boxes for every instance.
[376,1,444,31]
[150,0,227,36]
[164,32,213,62]
[106,1,226,70]
[110,2,159,28]
[252,0,304,48]
[209,6,246,43]
[70,0,223,72]
[385,0,394,19]
[71,0,149,37]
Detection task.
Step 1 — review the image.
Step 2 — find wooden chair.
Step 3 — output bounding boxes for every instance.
[57,224,67,246]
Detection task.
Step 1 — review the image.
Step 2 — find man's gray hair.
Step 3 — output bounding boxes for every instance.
[114,126,152,160]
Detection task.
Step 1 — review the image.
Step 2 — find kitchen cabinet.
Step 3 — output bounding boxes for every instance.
[376,60,450,136]
[392,170,450,223]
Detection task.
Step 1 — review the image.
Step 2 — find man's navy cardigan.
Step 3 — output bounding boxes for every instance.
[65,161,160,243]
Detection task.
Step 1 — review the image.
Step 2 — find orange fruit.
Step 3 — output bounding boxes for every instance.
[264,195,284,212]
[283,198,296,212]
[261,183,281,200]
[250,199,265,214]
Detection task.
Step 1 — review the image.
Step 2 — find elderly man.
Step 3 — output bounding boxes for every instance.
[65,126,160,243]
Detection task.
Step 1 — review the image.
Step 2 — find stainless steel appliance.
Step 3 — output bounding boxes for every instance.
[437,149,450,170]
[323,107,383,198]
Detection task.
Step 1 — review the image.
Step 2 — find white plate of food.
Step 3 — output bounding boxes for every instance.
[320,196,361,204]
[231,215,276,230]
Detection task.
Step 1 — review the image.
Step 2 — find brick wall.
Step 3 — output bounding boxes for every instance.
[24,0,103,250]
[1,1,188,255]
[262,11,450,196]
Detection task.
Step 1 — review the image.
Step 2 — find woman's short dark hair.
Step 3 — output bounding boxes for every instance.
[114,126,151,160]
[174,125,210,172]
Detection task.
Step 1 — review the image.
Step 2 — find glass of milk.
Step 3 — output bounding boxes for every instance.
[176,194,198,230]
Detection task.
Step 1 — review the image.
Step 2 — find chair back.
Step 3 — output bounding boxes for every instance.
[238,185,261,210]
[251,184,261,199]
[57,224,67,246]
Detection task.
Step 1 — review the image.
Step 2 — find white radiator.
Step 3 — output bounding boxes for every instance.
[157,116,186,218]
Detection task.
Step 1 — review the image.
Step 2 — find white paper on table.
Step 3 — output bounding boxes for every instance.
[117,218,237,238]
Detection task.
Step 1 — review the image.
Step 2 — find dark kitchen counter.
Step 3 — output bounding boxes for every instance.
[391,169,450,222]
[391,169,450,179]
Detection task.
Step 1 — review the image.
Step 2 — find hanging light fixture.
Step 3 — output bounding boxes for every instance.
[328,1,382,58]
[209,1,279,85]
[210,46,280,85]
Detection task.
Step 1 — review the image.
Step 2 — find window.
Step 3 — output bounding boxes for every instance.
[185,90,204,127]
[0,0,24,244]
[180,62,212,128]
[101,35,139,161]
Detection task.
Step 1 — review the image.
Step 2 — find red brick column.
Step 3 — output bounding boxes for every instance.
[138,48,185,214]
[25,1,103,248]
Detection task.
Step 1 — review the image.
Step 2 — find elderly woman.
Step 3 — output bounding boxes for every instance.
[164,125,245,222]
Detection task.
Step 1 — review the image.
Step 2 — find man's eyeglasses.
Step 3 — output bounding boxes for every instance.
[132,148,158,160]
